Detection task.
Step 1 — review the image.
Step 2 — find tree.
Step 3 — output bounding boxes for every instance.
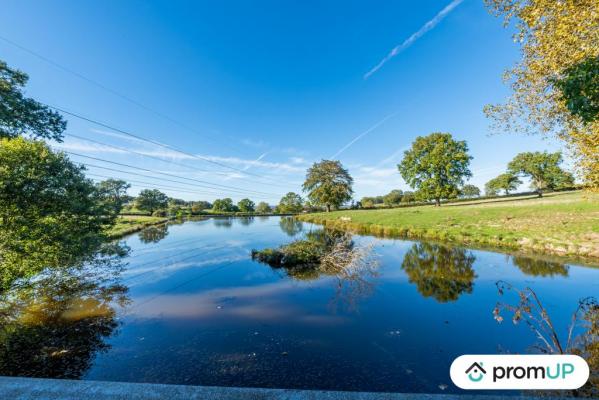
[553,56,599,124]
[303,160,353,212]
[401,191,416,203]
[398,133,472,206]
[460,184,481,198]
[360,197,376,208]
[484,1,598,190]
[0,60,66,141]
[191,201,211,214]
[135,189,168,214]
[212,198,235,212]
[277,192,303,214]
[507,152,572,196]
[383,190,403,206]
[96,179,131,215]
[485,173,521,196]
[237,198,255,213]
[255,201,271,214]
[0,137,116,289]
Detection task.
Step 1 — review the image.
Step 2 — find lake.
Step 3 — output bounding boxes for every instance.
[2,216,598,394]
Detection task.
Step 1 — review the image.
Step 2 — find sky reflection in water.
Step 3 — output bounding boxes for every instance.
[2,216,597,394]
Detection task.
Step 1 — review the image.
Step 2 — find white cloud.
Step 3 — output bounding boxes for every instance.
[378,145,409,166]
[91,128,148,144]
[290,156,307,165]
[53,141,127,154]
[200,154,306,174]
[364,0,464,79]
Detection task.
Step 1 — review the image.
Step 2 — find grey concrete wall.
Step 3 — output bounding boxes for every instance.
[0,377,574,400]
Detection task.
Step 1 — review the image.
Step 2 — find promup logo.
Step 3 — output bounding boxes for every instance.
[450,355,589,390]
[465,362,486,382]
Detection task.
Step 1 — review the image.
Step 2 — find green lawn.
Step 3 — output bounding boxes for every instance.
[107,215,169,239]
[298,191,599,261]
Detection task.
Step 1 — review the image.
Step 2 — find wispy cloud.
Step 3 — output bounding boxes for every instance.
[330,111,399,159]
[378,145,409,166]
[53,141,127,154]
[91,128,148,144]
[364,0,464,79]
[201,154,306,174]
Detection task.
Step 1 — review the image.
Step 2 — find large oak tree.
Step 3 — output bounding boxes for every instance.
[303,160,353,212]
[398,133,472,206]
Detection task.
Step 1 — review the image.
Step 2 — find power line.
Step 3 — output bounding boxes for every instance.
[0,34,249,155]
[63,151,279,197]
[48,104,290,186]
[65,133,230,177]
[86,173,230,197]
[77,162,270,199]
[64,133,290,189]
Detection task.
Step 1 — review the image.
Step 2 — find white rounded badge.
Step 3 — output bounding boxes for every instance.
[450,354,589,390]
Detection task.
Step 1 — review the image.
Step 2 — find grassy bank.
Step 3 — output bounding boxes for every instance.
[298,191,599,261]
[107,215,170,239]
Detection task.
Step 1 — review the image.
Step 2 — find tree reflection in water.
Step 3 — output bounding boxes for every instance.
[213,218,233,228]
[511,255,569,277]
[252,229,378,311]
[278,217,303,237]
[138,223,169,244]
[401,243,476,303]
[238,217,254,226]
[0,244,129,379]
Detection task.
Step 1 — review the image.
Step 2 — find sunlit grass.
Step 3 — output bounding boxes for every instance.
[299,191,599,260]
[107,215,169,239]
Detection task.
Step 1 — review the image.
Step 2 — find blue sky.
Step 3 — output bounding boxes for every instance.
[1,0,564,203]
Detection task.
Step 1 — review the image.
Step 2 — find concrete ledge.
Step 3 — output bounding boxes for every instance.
[0,377,571,400]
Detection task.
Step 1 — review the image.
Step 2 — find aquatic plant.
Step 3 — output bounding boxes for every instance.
[493,282,598,397]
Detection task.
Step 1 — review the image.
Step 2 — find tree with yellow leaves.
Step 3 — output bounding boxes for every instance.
[484,0,598,190]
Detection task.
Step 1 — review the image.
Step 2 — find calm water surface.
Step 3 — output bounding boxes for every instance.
[9,217,599,393]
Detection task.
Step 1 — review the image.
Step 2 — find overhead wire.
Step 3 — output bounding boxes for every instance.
[0,34,252,156]
[63,151,279,197]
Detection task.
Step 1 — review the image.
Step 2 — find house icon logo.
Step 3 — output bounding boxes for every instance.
[465,362,486,382]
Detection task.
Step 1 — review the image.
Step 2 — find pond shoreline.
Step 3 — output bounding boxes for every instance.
[298,214,599,266]
[107,216,172,240]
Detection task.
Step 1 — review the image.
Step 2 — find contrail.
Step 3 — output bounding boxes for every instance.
[243,152,269,171]
[364,0,464,79]
[330,111,399,159]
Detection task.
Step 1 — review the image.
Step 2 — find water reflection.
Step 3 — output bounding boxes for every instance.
[511,256,569,277]
[138,223,169,244]
[252,229,378,311]
[0,247,129,379]
[279,217,303,237]
[213,218,233,228]
[3,216,597,393]
[401,243,476,303]
[238,217,254,226]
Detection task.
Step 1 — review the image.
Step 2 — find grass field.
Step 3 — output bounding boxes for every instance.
[298,191,599,261]
[107,215,170,239]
